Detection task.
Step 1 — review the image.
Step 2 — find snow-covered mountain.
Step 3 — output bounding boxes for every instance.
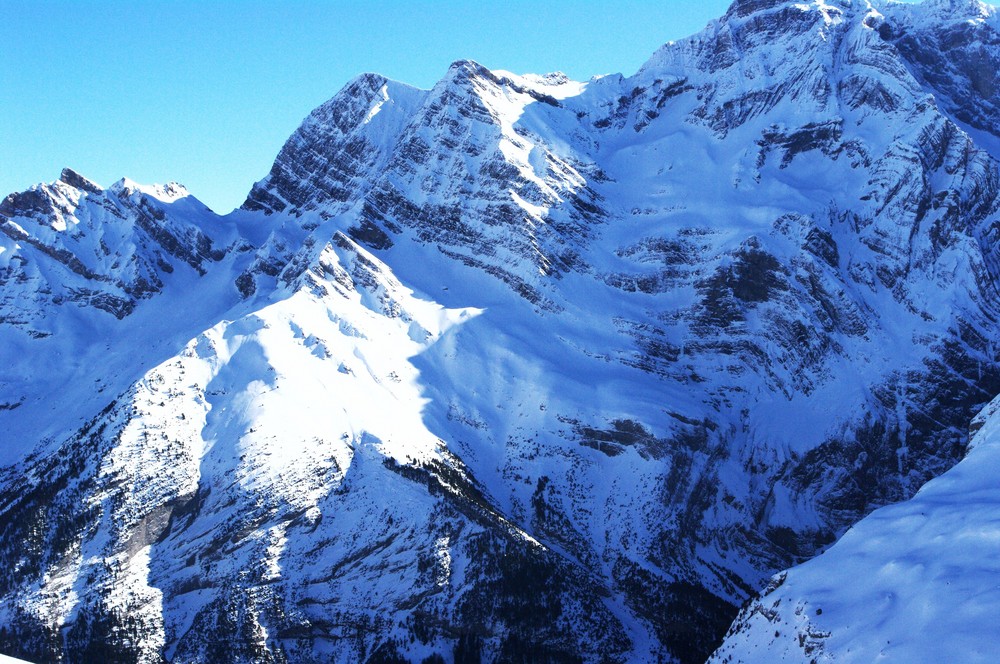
[2,0,999,662]
[710,391,1000,663]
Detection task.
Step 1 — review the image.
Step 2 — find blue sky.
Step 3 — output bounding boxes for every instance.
[1,1,909,213]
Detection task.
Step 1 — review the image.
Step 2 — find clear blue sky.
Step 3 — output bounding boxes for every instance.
[0,1,910,213]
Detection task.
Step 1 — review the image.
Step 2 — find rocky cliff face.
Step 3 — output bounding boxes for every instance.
[1,1,999,662]
[0,168,225,322]
[0,170,240,465]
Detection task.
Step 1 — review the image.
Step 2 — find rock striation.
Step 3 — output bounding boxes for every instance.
[1,1,999,662]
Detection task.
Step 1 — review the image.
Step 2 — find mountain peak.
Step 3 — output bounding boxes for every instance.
[438,58,502,90]
[109,177,190,203]
[58,168,103,194]
[446,58,489,75]
[914,0,996,19]
[6,3,1000,663]
[725,0,802,19]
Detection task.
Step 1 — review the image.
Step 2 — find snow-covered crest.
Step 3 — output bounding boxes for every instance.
[2,0,1000,660]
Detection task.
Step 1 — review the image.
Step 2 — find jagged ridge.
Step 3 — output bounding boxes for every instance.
[1,1,1000,662]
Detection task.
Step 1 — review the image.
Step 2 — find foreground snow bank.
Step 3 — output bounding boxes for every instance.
[712,393,1000,663]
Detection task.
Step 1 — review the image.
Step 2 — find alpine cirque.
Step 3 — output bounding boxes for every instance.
[2,1,999,662]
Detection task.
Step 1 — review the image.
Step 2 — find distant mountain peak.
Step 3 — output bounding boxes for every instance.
[108,177,191,203]
[916,0,995,19]
[58,168,102,194]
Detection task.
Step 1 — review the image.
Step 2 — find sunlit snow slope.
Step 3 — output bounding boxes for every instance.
[1,1,1000,662]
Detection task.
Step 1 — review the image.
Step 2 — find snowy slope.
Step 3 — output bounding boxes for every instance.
[2,1,1000,662]
[0,654,32,664]
[710,393,1000,663]
[0,169,241,464]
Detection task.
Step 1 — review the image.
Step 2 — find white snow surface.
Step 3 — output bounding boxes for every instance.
[711,393,1000,663]
[2,0,1000,661]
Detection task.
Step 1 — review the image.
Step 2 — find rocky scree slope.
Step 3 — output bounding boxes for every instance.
[1,0,1000,662]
